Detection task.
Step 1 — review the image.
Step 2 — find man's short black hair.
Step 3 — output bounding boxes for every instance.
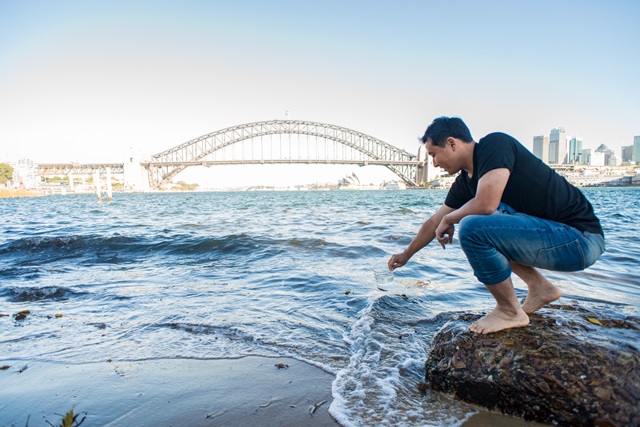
[420,117,473,147]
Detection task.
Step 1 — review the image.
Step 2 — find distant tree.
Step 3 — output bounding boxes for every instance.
[0,163,13,185]
[173,181,200,191]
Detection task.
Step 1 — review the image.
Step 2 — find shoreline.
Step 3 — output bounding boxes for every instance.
[0,356,338,427]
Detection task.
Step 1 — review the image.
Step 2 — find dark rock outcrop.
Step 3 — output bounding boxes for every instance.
[424,305,640,426]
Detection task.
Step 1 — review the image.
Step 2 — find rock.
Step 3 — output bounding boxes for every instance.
[424,305,640,427]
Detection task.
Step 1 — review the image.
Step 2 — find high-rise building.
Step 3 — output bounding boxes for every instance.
[582,148,592,165]
[532,135,549,163]
[568,137,583,164]
[590,151,605,166]
[622,145,634,164]
[549,127,567,164]
[634,136,640,165]
[596,144,617,166]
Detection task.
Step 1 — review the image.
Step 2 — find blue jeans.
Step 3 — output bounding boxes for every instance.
[458,204,605,285]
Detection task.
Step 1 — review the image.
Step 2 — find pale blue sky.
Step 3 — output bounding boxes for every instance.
[1,0,638,184]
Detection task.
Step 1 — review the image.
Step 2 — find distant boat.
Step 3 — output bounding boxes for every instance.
[384,182,406,190]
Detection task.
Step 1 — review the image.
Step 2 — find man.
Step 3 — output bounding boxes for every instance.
[388,117,605,334]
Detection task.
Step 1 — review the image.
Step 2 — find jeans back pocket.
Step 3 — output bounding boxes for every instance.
[534,239,585,272]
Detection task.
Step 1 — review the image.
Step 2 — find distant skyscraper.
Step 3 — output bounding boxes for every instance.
[532,135,549,163]
[634,136,640,165]
[596,144,616,166]
[549,127,567,164]
[622,145,634,164]
[568,137,583,164]
[590,151,605,166]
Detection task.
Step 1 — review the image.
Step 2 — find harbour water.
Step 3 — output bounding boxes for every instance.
[1,188,639,426]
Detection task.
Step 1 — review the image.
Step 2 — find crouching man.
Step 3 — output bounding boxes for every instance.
[389,117,605,334]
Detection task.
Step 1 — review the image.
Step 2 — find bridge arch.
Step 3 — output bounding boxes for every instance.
[146,119,427,189]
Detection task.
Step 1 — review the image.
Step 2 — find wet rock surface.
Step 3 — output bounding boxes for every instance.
[424,304,640,426]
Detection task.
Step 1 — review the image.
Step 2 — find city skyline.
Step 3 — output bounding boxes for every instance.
[531,126,633,167]
[1,1,639,186]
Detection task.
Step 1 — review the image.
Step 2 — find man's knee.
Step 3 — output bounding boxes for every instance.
[458,215,512,284]
[458,215,487,249]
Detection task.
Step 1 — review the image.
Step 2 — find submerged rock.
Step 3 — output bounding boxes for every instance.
[424,305,640,426]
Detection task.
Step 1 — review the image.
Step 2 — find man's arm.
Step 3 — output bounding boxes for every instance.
[388,204,455,270]
[435,168,510,248]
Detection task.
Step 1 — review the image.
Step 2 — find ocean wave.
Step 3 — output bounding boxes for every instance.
[171,233,284,256]
[0,285,88,302]
[0,235,142,255]
[0,266,42,280]
[0,233,356,260]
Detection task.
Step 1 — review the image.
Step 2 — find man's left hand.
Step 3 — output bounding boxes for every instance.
[435,217,455,249]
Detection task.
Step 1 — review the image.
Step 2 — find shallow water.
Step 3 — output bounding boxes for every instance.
[1,188,639,426]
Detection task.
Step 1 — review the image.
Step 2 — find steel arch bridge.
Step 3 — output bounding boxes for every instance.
[145,119,427,189]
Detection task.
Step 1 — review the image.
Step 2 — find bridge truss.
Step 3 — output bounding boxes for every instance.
[38,163,124,175]
[145,120,427,189]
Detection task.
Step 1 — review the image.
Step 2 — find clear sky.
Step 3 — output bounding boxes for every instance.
[1,0,638,186]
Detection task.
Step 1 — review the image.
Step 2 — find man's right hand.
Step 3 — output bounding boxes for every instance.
[388,204,455,271]
[388,252,410,270]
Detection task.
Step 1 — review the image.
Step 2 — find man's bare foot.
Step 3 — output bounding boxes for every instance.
[510,262,563,314]
[522,283,563,314]
[469,307,530,334]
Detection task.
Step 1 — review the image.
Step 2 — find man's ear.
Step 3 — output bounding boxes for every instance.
[447,137,456,150]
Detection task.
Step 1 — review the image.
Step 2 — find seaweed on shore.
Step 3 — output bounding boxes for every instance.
[43,408,87,427]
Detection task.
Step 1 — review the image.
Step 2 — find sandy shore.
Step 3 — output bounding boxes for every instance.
[0,356,338,427]
[0,189,45,198]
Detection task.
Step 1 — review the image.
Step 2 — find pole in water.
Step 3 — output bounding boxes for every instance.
[106,167,113,201]
[94,171,101,202]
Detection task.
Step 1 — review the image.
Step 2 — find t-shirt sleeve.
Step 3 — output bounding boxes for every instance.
[476,133,517,179]
[444,174,473,209]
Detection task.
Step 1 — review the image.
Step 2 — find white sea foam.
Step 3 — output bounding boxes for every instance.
[329,295,477,426]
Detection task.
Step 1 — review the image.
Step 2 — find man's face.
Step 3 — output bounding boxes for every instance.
[425,138,458,175]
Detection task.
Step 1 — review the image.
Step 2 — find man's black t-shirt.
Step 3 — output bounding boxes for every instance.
[444,132,603,236]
